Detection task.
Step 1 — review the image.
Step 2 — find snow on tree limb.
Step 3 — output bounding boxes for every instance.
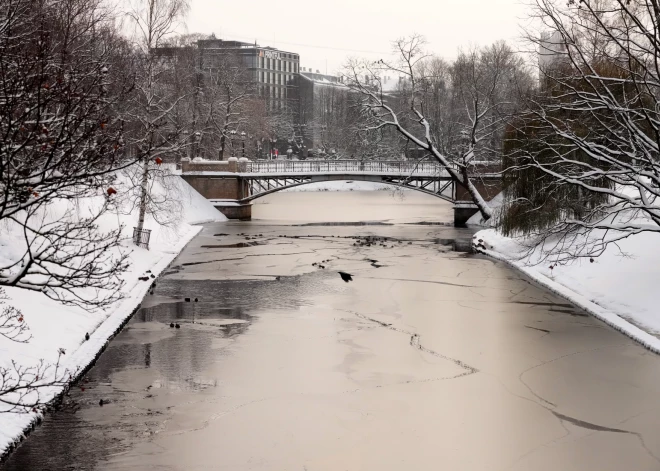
[504,0,660,261]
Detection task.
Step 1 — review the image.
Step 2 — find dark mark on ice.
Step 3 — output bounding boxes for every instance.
[405,221,453,226]
[201,242,260,249]
[514,301,574,308]
[551,308,588,316]
[525,325,551,333]
[551,411,631,434]
[293,221,393,226]
[366,258,383,268]
[363,276,473,288]
[435,238,474,253]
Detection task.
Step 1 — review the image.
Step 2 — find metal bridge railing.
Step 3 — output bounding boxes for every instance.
[245,160,447,176]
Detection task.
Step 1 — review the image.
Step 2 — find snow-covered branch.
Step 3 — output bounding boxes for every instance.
[503,0,660,259]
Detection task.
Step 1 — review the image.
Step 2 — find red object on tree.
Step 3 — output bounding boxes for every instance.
[155,157,162,165]
[106,187,117,196]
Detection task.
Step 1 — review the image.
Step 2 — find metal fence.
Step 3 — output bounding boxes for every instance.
[133,227,152,249]
[245,160,447,176]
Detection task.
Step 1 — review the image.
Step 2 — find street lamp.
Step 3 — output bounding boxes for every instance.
[240,131,246,158]
[230,129,236,156]
[270,137,277,160]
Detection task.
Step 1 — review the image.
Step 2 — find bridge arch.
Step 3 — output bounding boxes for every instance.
[238,175,455,204]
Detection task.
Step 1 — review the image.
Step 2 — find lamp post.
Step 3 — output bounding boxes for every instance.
[270,137,277,160]
[194,131,201,158]
[240,131,246,158]
[230,129,236,157]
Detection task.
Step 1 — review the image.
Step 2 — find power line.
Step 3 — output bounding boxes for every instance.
[216,31,389,56]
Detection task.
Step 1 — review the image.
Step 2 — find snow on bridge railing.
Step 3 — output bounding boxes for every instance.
[245,160,448,176]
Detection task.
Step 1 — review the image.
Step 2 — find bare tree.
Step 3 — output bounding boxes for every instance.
[197,50,256,160]
[503,0,660,261]
[0,0,134,307]
[0,289,29,343]
[346,36,530,220]
[126,0,190,236]
[451,42,531,165]
[1,288,73,414]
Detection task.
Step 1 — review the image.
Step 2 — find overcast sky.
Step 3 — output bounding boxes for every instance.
[185,0,532,75]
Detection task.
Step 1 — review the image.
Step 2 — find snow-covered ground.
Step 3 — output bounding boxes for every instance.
[0,169,225,456]
[475,227,660,353]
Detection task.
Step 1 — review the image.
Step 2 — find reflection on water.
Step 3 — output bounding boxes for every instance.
[1,272,344,470]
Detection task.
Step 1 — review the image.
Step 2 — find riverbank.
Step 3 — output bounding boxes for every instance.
[474,229,660,354]
[0,173,225,458]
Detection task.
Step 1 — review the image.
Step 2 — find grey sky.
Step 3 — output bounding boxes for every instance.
[186,0,530,75]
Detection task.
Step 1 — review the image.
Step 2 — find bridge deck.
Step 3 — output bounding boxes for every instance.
[183,171,452,179]
[245,160,446,174]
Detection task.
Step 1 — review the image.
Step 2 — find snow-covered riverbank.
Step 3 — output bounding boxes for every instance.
[474,228,660,354]
[0,173,225,458]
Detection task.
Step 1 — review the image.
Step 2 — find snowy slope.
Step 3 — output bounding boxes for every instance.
[0,170,225,457]
[475,227,660,352]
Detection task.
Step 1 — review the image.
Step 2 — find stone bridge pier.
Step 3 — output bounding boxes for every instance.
[181,157,253,220]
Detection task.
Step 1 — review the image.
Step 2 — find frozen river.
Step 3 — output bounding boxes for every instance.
[3,190,660,470]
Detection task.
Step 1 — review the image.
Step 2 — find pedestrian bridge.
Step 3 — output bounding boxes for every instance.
[180,157,500,225]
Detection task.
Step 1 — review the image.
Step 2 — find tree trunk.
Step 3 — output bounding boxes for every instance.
[460,165,493,221]
[219,135,226,160]
[136,159,150,233]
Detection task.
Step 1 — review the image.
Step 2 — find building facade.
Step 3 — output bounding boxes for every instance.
[298,69,347,153]
[197,38,300,112]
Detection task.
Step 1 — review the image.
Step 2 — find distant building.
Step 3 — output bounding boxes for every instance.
[197,38,300,112]
[298,69,348,152]
[539,31,567,73]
